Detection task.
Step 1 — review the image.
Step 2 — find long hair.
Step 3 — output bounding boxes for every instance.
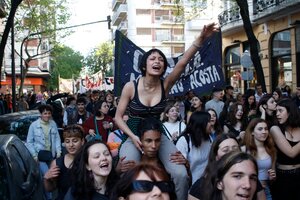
[93,100,106,117]
[200,134,239,200]
[256,94,277,127]
[185,111,210,147]
[226,102,246,129]
[69,140,117,200]
[277,98,300,129]
[110,163,176,200]
[161,103,180,122]
[206,108,223,136]
[210,152,258,200]
[243,118,276,167]
[138,49,168,77]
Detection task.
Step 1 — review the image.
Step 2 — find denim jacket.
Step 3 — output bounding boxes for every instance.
[26,118,61,158]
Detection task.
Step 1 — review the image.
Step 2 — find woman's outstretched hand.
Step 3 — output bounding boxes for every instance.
[199,22,220,41]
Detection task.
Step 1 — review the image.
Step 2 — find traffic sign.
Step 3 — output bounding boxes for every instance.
[241,50,253,68]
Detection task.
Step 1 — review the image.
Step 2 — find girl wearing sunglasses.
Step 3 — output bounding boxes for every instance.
[111,163,176,200]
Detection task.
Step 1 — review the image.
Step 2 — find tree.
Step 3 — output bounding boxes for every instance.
[0,0,23,88]
[176,0,266,92]
[84,41,114,77]
[48,44,84,90]
[235,0,266,92]
[16,0,71,94]
[0,0,71,93]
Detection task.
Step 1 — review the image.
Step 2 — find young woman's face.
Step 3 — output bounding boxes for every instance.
[141,130,161,158]
[191,96,202,109]
[64,136,84,155]
[86,143,112,178]
[266,97,277,111]
[217,160,257,200]
[146,52,165,76]
[252,122,269,143]
[272,92,279,101]
[127,171,170,200]
[208,110,217,126]
[247,95,255,105]
[206,120,213,134]
[276,105,289,124]
[216,138,240,161]
[40,110,52,122]
[166,107,179,122]
[235,105,244,120]
[100,102,109,115]
[106,94,114,103]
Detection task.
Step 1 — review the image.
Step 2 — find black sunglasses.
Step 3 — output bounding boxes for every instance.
[130,180,174,193]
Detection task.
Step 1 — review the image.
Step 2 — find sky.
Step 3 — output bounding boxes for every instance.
[60,0,112,56]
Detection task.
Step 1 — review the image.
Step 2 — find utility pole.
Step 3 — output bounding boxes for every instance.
[11,14,16,112]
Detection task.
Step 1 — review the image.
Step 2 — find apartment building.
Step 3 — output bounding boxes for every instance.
[0,2,50,94]
[112,0,186,57]
[219,0,300,94]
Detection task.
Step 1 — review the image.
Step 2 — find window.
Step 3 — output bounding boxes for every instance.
[271,30,292,90]
[137,28,151,35]
[136,9,150,15]
[224,45,243,93]
[155,29,170,42]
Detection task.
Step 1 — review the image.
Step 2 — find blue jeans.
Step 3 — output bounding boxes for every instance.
[120,134,189,200]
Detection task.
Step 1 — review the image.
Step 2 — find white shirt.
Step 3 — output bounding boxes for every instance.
[163,121,186,140]
[176,135,211,184]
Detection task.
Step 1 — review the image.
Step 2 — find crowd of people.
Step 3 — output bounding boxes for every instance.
[3,21,300,200]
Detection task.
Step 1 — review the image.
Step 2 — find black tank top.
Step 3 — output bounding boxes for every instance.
[56,155,71,200]
[128,78,167,119]
[276,136,300,165]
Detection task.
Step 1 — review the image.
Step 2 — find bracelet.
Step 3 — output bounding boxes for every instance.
[192,42,201,49]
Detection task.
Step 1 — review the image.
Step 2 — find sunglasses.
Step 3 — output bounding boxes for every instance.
[130,180,174,193]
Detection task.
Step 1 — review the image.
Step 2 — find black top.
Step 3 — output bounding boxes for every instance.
[128,78,167,119]
[56,155,70,200]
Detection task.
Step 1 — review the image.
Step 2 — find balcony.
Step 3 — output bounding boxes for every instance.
[112,4,127,26]
[161,35,185,44]
[253,0,300,23]
[118,21,128,34]
[112,0,123,11]
[218,7,241,27]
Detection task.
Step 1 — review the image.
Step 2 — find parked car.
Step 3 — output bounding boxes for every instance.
[0,134,44,199]
[0,110,40,141]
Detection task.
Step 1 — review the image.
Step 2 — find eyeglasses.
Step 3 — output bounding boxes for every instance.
[130,180,174,193]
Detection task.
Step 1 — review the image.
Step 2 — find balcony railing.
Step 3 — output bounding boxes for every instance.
[218,7,241,27]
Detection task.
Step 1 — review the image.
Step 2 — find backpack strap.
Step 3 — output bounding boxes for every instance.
[162,124,173,141]
[184,133,190,153]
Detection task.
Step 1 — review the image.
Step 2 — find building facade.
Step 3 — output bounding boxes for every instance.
[219,0,300,94]
[112,0,185,57]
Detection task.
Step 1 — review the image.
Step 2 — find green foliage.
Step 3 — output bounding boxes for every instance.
[48,44,84,89]
[84,42,114,75]
[14,0,71,43]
